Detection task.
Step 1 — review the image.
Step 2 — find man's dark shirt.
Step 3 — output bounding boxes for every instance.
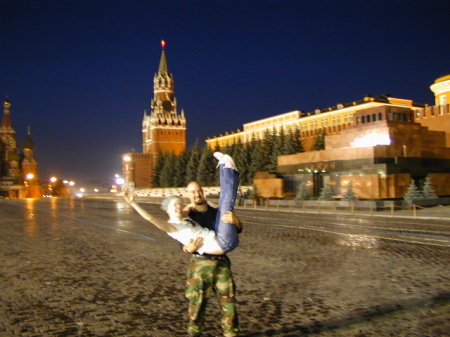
[188,204,217,231]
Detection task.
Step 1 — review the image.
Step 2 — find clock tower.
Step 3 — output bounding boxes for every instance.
[122,41,186,188]
[142,40,186,156]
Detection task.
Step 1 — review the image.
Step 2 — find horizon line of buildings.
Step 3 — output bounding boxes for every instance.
[2,40,449,200]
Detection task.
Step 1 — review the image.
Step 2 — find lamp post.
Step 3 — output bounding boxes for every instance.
[122,155,135,189]
[24,173,34,198]
[114,174,125,193]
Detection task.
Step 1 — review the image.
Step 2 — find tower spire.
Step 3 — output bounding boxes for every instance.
[158,40,169,75]
[2,97,12,128]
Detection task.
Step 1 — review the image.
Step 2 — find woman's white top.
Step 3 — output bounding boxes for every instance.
[168,219,217,255]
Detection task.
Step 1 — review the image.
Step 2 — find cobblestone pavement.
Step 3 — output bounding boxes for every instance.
[0,197,449,337]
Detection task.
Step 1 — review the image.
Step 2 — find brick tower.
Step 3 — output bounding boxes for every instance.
[142,40,186,157]
[122,41,186,188]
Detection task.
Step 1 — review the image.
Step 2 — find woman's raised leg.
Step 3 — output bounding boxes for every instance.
[213,153,240,253]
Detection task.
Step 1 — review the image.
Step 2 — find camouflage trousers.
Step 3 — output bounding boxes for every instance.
[185,255,239,337]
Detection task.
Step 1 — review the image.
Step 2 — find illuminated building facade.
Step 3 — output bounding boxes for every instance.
[122,42,186,188]
[0,98,42,198]
[206,76,450,199]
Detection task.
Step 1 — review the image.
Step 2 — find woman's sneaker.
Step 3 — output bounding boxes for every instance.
[213,152,237,170]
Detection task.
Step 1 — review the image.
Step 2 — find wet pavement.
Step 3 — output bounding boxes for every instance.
[0,197,449,336]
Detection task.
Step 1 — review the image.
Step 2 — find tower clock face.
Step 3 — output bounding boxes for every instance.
[162,100,172,112]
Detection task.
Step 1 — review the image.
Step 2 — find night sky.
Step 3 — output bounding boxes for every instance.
[1,0,449,186]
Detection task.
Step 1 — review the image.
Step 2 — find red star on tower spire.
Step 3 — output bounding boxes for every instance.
[161,40,166,48]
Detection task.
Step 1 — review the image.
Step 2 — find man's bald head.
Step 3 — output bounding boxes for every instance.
[187,181,206,206]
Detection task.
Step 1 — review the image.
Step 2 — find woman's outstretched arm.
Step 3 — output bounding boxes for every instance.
[124,189,177,233]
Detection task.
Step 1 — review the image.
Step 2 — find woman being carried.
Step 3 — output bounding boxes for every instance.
[124,152,240,255]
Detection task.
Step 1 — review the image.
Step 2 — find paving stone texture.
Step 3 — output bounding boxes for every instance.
[0,197,449,336]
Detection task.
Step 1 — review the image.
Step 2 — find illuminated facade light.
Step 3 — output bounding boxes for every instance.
[351,133,391,148]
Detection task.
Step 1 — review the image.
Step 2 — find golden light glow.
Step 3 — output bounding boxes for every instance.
[351,133,391,148]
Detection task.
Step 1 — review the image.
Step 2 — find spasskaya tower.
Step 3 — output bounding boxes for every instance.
[122,41,186,188]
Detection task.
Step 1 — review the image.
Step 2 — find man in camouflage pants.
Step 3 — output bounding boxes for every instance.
[183,181,242,337]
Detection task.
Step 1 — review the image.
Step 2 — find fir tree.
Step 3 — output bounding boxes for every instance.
[295,183,310,200]
[234,138,252,185]
[249,139,265,183]
[173,150,190,187]
[267,128,282,173]
[160,152,177,187]
[283,126,298,155]
[233,137,245,166]
[228,139,239,159]
[261,128,274,171]
[185,141,202,184]
[404,179,423,201]
[318,183,334,200]
[197,146,216,186]
[311,129,326,151]
[421,176,438,199]
[342,183,358,201]
[293,126,304,153]
[151,152,167,187]
[278,126,286,154]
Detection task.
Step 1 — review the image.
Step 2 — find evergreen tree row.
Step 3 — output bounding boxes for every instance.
[152,126,304,188]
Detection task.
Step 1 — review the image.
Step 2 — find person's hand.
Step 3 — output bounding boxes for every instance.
[221,211,237,224]
[123,187,136,204]
[183,237,204,253]
[222,211,243,231]
[183,203,194,217]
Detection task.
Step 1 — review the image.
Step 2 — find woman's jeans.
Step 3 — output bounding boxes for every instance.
[214,164,240,253]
